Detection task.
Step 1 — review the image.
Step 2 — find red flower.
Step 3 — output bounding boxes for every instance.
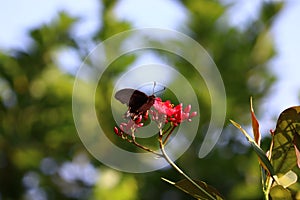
[152,97,197,126]
[114,97,197,136]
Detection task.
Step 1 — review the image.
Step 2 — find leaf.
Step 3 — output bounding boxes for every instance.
[161,178,223,200]
[276,170,298,188]
[230,120,275,176]
[269,185,292,200]
[250,97,261,146]
[271,106,300,175]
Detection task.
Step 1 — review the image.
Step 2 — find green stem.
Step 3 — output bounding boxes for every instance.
[263,174,273,200]
[158,129,216,200]
[263,134,275,199]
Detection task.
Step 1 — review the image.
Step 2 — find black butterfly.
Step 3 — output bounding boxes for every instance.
[115,88,155,120]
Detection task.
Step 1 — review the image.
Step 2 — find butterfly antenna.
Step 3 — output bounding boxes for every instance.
[152,81,156,95]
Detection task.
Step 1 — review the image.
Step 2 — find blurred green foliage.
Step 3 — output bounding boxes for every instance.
[0,0,289,199]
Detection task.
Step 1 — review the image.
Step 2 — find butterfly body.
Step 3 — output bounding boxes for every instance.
[115,88,155,119]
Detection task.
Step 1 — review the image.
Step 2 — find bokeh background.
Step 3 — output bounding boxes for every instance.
[1,0,300,199]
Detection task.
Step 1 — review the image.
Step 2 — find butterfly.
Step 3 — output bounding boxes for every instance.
[115,88,156,120]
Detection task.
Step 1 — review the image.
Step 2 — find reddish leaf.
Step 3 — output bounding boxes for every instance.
[250,97,261,146]
[293,133,300,168]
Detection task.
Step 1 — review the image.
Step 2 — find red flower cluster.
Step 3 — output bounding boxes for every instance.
[114,97,197,137]
[152,98,197,127]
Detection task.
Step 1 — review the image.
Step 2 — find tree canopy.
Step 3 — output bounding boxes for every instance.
[1,1,295,199]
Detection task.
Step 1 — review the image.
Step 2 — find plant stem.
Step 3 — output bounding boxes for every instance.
[163,125,176,145]
[263,133,274,199]
[158,129,216,200]
[124,133,163,157]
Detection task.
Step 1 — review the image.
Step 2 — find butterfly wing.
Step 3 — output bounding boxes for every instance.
[115,88,136,106]
[136,95,155,114]
[128,90,149,113]
[115,88,153,118]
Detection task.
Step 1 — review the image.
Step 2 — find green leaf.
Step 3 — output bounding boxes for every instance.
[162,178,223,200]
[271,106,300,175]
[230,120,275,176]
[269,185,292,200]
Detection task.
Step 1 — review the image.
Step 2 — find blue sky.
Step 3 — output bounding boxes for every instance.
[1,0,300,133]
